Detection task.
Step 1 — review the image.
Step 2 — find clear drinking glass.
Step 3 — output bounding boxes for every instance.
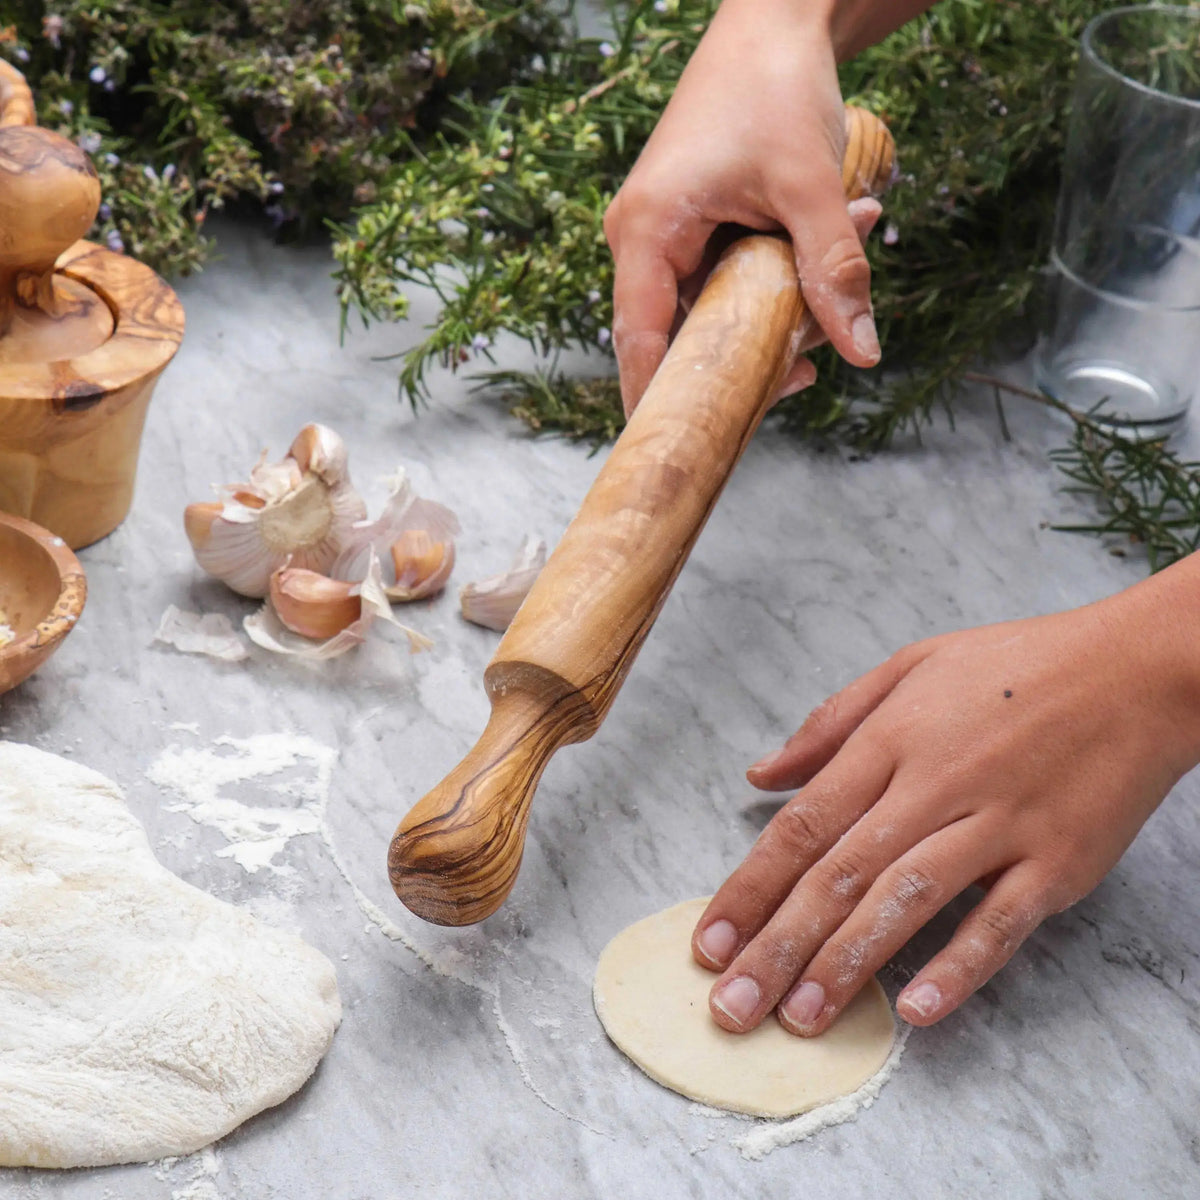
[1035,5,1200,435]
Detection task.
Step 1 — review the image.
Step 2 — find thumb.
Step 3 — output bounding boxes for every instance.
[747,643,928,791]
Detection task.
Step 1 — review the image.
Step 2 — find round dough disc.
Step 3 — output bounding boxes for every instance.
[593,897,895,1118]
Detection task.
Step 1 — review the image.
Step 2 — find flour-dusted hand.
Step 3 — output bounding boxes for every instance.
[605,0,879,414]
[689,558,1200,1035]
[605,0,940,414]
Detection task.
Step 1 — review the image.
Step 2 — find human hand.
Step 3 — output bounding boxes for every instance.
[604,0,883,415]
[690,570,1200,1035]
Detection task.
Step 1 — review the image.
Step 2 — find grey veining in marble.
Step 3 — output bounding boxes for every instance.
[1,221,1198,1200]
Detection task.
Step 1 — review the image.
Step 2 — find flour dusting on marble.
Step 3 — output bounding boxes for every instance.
[147,734,336,874]
[318,808,609,1137]
[732,1023,911,1160]
[148,730,605,1134]
[154,1148,223,1200]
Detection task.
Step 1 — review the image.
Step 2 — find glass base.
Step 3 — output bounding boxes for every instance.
[1034,354,1189,439]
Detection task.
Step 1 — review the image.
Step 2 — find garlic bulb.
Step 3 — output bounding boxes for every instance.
[387,530,455,602]
[460,535,547,632]
[244,552,432,660]
[184,424,369,598]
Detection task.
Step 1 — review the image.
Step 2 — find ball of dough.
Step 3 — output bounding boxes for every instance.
[0,743,341,1169]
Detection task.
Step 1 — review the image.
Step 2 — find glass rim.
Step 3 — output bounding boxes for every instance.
[1081,4,1200,112]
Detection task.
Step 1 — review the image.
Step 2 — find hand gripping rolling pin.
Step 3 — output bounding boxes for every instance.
[390,107,895,926]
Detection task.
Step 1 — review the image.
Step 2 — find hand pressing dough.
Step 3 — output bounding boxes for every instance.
[0,743,341,1169]
[593,897,894,1118]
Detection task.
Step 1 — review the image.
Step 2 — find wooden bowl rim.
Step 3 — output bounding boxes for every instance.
[0,240,184,400]
[0,510,87,663]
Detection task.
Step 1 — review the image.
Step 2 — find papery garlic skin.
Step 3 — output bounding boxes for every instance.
[387,530,455,602]
[460,535,547,632]
[184,424,368,598]
[153,606,248,663]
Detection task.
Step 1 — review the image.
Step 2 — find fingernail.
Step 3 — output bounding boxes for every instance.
[898,980,942,1021]
[749,749,783,774]
[780,980,826,1031]
[696,919,739,968]
[852,313,880,363]
[712,976,761,1028]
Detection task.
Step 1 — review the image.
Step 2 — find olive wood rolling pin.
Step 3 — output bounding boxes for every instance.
[391,106,895,926]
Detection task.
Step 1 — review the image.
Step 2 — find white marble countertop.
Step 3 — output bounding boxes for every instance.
[3,223,1198,1199]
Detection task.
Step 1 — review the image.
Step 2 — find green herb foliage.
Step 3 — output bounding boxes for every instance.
[334,0,1102,449]
[2,0,564,273]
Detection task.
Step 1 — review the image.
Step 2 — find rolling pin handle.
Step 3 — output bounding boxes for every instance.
[388,671,592,926]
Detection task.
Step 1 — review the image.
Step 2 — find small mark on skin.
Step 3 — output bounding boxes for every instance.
[1003,689,1013,699]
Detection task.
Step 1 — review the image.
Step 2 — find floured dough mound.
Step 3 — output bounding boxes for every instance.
[594,897,895,1118]
[0,743,341,1168]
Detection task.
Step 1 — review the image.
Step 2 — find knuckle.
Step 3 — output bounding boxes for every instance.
[813,236,871,292]
[797,695,841,742]
[815,846,874,903]
[891,864,940,909]
[770,801,825,858]
[819,931,869,984]
[974,902,1029,952]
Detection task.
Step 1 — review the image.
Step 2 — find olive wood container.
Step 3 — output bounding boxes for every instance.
[0,62,184,550]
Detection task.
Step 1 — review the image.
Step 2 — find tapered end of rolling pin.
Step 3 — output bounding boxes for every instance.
[389,686,592,925]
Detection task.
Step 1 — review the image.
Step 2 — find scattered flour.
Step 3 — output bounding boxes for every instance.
[731,1023,911,1160]
[147,734,336,875]
[155,1148,223,1200]
[147,731,607,1136]
[148,731,906,1151]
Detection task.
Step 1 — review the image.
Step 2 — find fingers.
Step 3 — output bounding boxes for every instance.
[773,819,998,1037]
[772,357,818,403]
[789,197,883,359]
[747,642,932,793]
[895,863,1052,1027]
[775,158,880,369]
[691,733,895,977]
[606,194,715,416]
[773,196,883,404]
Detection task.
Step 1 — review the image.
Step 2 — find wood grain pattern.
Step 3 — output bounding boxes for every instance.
[390,108,895,926]
[0,65,184,549]
[0,61,35,128]
[0,511,87,696]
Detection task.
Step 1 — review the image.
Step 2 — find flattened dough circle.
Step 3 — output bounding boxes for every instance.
[593,897,895,1118]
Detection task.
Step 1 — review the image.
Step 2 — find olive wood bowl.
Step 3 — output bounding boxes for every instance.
[0,511,87,696]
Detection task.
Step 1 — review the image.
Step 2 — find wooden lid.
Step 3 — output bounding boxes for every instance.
[0,63,116,366]
[0,62,183,420]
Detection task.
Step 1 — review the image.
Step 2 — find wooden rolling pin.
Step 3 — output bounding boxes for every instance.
[391,107,895,926]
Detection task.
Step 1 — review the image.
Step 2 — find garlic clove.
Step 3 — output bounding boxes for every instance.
[460,535,547,632]
[332,468,460,584]
[386,531,455,602]
[288,423,349,486]
[245,551,432,660]
[184,502,223,551]
[269,566,362,639]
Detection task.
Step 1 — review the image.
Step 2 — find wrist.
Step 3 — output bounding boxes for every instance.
[1103,558,1200,767]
